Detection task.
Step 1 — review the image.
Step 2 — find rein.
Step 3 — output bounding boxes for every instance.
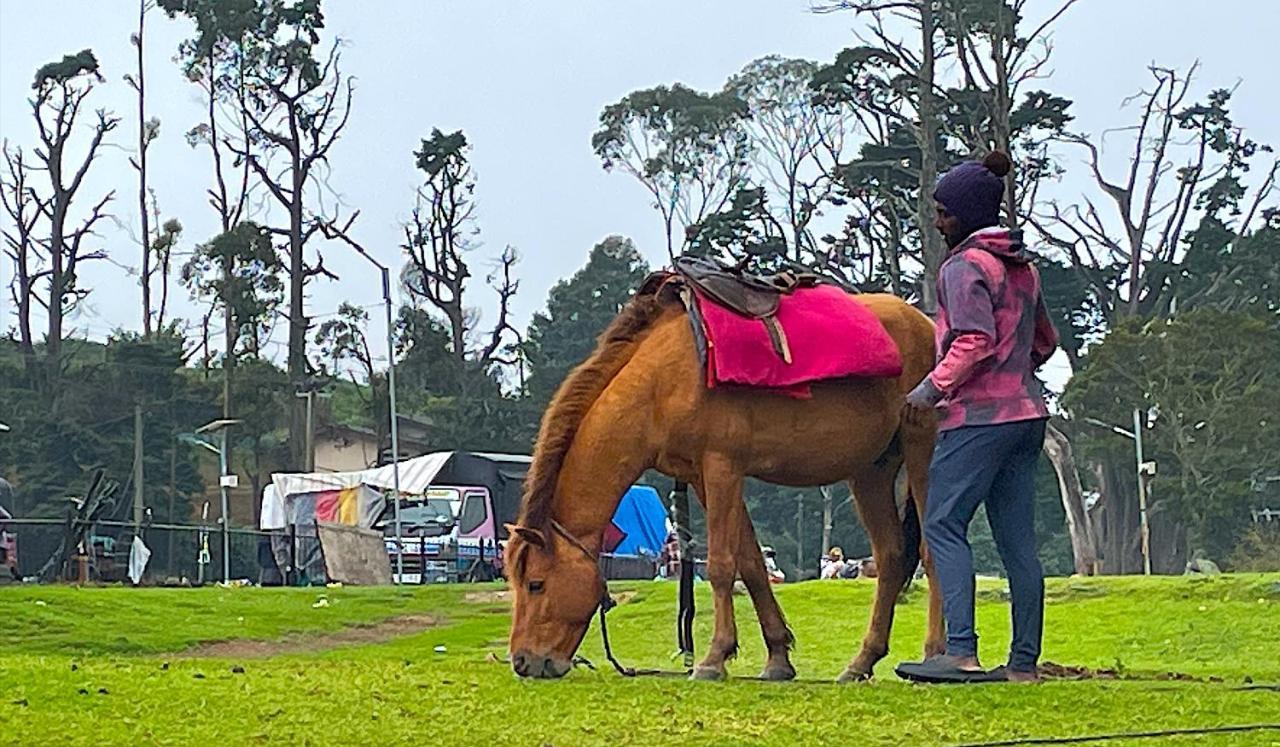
[548,519,659,678]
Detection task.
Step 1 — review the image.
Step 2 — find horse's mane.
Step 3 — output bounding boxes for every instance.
[518,292,671,530]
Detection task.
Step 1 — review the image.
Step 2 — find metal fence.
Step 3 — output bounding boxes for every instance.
[0,515,662,585]
[1,517,273,584]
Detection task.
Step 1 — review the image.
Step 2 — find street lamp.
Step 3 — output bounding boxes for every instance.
[322,229,404,583]
[1084,410,1155,575]
[182,418,241,582]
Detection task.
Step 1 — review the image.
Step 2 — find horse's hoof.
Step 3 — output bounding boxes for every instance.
[836,666,873,684]
[690,665,727,681]
[759,663,796,682]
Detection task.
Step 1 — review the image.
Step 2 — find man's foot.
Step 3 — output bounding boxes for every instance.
[895,654,989,683]
[987,665,1042,683]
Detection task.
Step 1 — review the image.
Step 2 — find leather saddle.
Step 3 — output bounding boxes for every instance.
[671,256,816,319]
[640,257,825,364]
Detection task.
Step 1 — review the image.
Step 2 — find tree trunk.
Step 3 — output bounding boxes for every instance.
[991,1,1017,228]
[820,484,835,557]
[1043,423,1098,575]
[1097,460,1142,574]
[46,195,67,388]
[14,246,35,369]
[136,0,152,337]
[287,119,307,470]
[915,0,944,314]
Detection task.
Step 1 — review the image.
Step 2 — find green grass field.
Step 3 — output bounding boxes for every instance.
[2,575,1279,746]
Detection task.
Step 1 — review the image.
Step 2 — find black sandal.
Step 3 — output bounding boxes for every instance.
[895,655,999,684]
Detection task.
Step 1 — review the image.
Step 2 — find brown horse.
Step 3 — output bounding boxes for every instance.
[505,288,943,681]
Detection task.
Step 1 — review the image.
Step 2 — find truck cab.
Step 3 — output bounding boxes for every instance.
[378,486,501,583]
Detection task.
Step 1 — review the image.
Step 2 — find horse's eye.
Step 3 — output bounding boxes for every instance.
[527,580,544,594]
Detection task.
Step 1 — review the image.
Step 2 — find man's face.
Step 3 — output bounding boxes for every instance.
[935,202,964,248]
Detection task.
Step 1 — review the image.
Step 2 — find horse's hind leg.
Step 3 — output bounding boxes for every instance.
[903,418,945,657]
[733,511,796,681]
[840,463,912,682]
[690,453,745,681]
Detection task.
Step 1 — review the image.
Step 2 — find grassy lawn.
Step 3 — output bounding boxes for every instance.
[2,575,1278,746]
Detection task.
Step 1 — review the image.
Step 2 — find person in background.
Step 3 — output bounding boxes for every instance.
[761,546,785,584]
[821,546,846,579]
[657,530,681,579]
[896,151,1060,685]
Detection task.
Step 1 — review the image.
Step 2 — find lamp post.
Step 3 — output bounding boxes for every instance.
[327,237,404,583]
[185,419,241,582]
[1084,409,1153,575]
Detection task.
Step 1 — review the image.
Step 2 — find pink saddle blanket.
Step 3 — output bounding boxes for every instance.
[694,284,902,396]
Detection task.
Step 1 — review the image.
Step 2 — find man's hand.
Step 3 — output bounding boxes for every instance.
[905,377,944,409]
[902,378,944,428]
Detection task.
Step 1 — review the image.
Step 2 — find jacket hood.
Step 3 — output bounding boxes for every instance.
[953,227,1029,264]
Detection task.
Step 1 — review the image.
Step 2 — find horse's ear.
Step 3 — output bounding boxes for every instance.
[505,523,546,549]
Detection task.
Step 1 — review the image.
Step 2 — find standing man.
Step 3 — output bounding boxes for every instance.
[896,151,1060,684]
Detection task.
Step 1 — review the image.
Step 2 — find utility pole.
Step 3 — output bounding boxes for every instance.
[820,485,834,557]
[381,266,404,583]
[319,219,405,583]
[1133,408,1152,576]
[795,493,804,571]
[133,404,145,529]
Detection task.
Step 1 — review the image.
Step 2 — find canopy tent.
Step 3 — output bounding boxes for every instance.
[261,451,532,531]
[604,486,670,556]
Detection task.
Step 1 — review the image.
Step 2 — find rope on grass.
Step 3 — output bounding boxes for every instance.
[951,723,1280,746]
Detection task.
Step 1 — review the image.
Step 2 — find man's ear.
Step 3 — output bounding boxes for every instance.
[504,523,546,549]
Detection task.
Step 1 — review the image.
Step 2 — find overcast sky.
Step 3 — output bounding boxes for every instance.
[2,1,1277,391]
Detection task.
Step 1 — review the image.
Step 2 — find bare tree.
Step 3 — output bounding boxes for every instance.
[162,0,257,421]
[398,131,522,380]
[1,144,47,369]
[126,0,156,335]
[25,51,119,385]
[942,0,1078,223]
[812,2,947,310]
[229,35,353,468]
[725,56,854,262]
[1031,64,1276,323]
[593,85,753,260]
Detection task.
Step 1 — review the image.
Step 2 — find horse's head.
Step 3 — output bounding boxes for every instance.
[504,522,603,679]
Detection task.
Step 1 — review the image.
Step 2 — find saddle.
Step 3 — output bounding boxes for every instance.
[641,257,823,363]
[671,256,817,318]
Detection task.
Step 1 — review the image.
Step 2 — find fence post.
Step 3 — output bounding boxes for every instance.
[288,523,297,586]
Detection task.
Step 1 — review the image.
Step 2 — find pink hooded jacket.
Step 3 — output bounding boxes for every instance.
[928,227,1059,432]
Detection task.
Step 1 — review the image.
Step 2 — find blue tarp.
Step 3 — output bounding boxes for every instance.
[609,485,669,556]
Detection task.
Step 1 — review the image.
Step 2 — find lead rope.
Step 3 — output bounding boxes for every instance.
[548,518,684,678]
[597,593,637,677]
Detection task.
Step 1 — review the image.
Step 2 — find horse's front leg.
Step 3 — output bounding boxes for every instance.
[734,512,796,680]
[690,454,744,681]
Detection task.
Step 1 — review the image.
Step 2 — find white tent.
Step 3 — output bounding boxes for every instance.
[260,452,456,530]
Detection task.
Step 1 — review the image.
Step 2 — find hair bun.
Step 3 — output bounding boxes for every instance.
[983,150,1012,177]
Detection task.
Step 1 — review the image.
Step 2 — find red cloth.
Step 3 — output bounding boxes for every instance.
[601,522,625,553]
[695,284,902,397]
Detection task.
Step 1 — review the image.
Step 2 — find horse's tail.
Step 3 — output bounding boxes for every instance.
[899,480,922,593]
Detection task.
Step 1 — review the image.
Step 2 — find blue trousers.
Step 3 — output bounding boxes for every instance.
[924,418,1046,672]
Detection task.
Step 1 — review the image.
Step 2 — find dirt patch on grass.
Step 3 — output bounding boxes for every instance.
[1040,661,1220,683]
[182,614,439,658]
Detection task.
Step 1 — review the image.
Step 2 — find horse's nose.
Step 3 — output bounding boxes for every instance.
[512,651,531,678]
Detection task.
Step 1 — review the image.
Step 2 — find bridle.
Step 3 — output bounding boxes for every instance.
[544,519,643,677]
